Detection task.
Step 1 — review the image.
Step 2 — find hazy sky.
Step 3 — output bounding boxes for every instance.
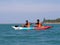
[0,0,60,23]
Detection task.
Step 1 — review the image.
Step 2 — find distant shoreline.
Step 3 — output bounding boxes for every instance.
[0,22,60,24]
[44,22,60,24]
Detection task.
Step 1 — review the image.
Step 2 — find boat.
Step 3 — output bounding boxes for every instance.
[12,26,52,30]
[35,26,52,30]
[12,26,34,30]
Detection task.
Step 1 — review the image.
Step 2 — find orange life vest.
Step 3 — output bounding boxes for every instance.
[26,23,30,27]
[36,23,42,27]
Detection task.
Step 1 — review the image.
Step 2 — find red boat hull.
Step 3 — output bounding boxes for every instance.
[35,26,52,30]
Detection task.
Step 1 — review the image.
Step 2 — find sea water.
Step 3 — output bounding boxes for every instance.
[0,24,60,45]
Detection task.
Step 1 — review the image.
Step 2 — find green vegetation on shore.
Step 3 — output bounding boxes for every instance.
[43,18,60,24]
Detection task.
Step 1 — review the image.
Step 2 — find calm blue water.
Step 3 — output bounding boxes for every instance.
[0,24,60,45]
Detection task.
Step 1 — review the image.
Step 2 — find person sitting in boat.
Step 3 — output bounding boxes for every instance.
[35,19,44,28]
[23,20,30,27]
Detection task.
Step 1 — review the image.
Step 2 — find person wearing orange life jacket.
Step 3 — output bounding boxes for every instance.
[35,19,43,27]
[23,20,30,27]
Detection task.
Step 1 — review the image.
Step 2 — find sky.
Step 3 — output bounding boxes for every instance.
[0,0,60,23]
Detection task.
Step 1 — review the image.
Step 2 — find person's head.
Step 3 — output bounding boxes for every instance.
[37,19,40,22]
[26,20,28,23]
